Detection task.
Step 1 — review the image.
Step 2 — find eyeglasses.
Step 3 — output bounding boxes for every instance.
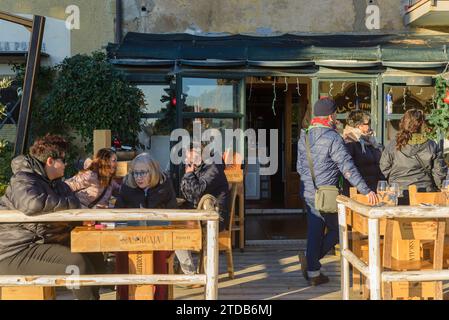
[132,170,150,178]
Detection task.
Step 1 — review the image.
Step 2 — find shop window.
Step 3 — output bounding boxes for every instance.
[137,84,173,115]
[384,85,435,144]
[137,84,176,171]
[182,117,242,156]
[182,78,240,113]
[318,81,373,134]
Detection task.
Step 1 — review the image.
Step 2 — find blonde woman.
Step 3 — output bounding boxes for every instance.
[115,153,177,210]
[115,153,196,299]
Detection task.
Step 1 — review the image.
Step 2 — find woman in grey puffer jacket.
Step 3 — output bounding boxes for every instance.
[380,109,448,203]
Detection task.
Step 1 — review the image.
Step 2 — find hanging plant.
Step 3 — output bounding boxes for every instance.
[427,75,449,140]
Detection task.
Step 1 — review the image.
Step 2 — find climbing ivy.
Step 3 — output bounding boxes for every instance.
[427,76,449,140]
[0,77,13,196]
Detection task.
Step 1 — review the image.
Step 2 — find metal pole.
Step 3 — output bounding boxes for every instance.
[14,15,46,156]
[115,0,123,44]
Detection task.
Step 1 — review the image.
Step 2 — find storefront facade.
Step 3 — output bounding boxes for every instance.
[106,31,449,242]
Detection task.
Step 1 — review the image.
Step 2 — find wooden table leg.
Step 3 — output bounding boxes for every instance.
[128,251,154,300]
[239,190,245,252]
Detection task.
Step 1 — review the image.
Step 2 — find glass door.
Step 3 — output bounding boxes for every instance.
[175,75,245,186]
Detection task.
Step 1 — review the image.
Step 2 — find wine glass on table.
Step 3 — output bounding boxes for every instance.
[377,181,388,205]
[388,182,400,206]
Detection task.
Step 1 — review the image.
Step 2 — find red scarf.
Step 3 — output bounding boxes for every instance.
[310,117,333,128]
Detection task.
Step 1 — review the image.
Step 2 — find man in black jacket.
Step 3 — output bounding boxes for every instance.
[180,146,229,231]
[0,134,104,300]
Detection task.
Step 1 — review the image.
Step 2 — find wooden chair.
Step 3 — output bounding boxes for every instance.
[231,183,245,251]
[408,185,445,206]
[198,184,239,279]
[408,185,449,268]
[377,184,445,300]
[219,183,239,279]
[224,169,245,251]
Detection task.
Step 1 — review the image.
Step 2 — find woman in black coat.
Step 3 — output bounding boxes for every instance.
[343,110,385,195]
[115,153,195,299]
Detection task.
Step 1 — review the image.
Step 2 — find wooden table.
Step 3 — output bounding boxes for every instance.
[71,222,201,300]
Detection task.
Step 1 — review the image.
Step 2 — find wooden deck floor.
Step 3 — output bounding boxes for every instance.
[57,244,449,300]
[174,245,345,300]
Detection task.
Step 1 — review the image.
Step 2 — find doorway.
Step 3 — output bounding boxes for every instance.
[244,77,310,241]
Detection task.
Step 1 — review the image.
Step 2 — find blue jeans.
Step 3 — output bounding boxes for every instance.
[304,198,339,277]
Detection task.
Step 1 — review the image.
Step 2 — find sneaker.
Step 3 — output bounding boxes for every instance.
[298,251,308,281]
[309,273,329,286]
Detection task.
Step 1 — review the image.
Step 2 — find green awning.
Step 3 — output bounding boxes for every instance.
[107,32,449,68]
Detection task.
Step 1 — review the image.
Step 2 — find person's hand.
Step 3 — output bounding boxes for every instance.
[367,191,379,206]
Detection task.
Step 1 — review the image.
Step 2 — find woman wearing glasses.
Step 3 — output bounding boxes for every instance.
[380,109,448,204]
[115,153,177,210]
[342,110,384,195]
[115,153,196,299]
[65,148,120,209]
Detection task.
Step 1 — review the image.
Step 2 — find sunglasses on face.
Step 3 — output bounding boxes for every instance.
[132,170,150,178]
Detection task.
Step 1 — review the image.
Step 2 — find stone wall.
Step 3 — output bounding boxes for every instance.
[1,0,115,55]
[122,0,441,35]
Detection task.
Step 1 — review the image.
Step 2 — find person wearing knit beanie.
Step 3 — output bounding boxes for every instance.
[313,98,337,117]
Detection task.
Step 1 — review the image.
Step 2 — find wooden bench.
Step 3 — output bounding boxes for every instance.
[0,208,219,300]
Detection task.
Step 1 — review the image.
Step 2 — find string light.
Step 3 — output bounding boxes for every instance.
[403,87,407,110]
[248,77,253,101]
[442,62,449,80]
[296,78,301,96]
[284,77,288,92]
[329,81,334,97]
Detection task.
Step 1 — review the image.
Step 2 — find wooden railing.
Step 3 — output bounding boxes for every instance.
[0,208,220,300]
[337,195,449,300]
